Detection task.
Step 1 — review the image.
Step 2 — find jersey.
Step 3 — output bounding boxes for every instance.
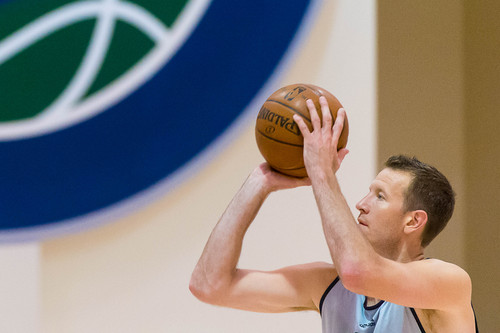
[320,277,424,333]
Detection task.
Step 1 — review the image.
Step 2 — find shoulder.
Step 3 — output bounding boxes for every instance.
[418,258,472,309]
[422,258,471,286]
[413,260,475,331]
[415,258,472,294]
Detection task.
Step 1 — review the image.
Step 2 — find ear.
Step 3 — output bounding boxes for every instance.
[403,210,428,235]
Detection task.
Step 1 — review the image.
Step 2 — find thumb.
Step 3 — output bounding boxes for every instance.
[338,148,349,165]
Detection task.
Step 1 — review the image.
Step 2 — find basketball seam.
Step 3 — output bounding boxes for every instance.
[256,129,303,147]
[266,99,311,122]
[303,83,320,97]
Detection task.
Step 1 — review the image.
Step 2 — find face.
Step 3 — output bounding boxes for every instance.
[355,168,413,256]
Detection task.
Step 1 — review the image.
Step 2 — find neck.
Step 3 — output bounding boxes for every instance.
[375,240,425,263]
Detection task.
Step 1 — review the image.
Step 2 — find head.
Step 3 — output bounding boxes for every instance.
[384,155,455,247]
[356,155,455,255]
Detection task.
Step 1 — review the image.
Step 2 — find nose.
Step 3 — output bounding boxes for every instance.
[356,194,369,214]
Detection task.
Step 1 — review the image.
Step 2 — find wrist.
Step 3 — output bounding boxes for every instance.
[308,166,334,183]
[246,168,273,198]
[310,170,341,196]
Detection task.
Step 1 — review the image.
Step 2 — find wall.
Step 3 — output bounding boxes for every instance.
[377,0,466,265]
[0,244,40,332]
[464,0,500,331]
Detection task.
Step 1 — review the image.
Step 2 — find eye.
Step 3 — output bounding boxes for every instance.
[377,192,385,200]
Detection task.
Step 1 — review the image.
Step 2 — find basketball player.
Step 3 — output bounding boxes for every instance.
[190,97,478,332]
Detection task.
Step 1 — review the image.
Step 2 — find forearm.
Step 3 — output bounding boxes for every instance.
[190,172,270,298]
[311,173,374,285]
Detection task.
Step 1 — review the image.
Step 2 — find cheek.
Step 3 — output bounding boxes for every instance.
[370,203,391,219]
[373,208,404,233]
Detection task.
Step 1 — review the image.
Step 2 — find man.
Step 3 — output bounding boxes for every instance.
[190,96,477,332]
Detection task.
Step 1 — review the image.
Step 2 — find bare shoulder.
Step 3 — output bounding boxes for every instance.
[413,259,475,332]
[423,257,469,270]
[418,258,472,304]
[422,258,468,272]
[423,258,472,288]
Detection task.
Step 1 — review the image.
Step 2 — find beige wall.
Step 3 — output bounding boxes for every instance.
[0,244,40,332]
[377,0,466,265]
[464,0,500,331]
[378,0,500,331]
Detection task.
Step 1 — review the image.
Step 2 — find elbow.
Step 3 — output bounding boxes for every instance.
[189,275,215,304]
[189,272,229,305]
[337,260,370,295]
[188,276,206,301]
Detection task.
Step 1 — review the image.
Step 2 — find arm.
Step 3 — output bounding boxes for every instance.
[293,98,472,312]
[189,163,335,313]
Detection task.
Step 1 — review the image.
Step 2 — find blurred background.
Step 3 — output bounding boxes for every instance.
[0,0,498,332]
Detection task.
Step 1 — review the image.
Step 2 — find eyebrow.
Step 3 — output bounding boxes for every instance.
[369,182,389,197]
[369,181,386,191]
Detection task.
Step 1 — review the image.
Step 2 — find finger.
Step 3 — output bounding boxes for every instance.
[319,96,333,130]
[332,108,346,144]
[293,114,311,138]
[306,99,321,131]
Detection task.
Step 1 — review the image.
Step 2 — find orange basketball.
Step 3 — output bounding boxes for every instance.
[255,83,348,177]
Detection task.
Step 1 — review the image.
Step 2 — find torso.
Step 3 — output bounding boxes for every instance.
[318,276,477,333]
[320,277,425,332]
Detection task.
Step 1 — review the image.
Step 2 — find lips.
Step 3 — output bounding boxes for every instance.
[357,216,367,226]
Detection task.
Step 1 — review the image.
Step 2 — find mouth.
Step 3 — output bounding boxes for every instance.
[357,216,367,227]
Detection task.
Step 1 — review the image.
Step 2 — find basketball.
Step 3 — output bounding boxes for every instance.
[255,83,348,177]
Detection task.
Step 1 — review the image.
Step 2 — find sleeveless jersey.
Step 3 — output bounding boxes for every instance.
[320,277,424,333]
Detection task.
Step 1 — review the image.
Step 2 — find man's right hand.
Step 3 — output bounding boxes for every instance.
[252,162,311,194]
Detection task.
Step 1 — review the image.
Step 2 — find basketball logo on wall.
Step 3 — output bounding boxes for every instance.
[0,0,316,241]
